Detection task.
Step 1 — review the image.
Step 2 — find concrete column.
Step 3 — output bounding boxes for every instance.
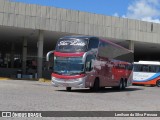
[1,51,5,67]
[128,40,134,52]
[10,42,15,68]
[37,30,44,79]
[22,37,27,74]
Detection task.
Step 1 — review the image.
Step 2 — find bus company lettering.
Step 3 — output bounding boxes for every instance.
[136,73,152,77]
[133,72,155,80]
[58,40,86,46]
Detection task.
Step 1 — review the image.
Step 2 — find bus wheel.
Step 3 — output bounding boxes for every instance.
[92,78,99,91]
[156,80,160,87]
[119,80,123,90]
[122,80,126,89]
[118,79,124,90]
[66,87,71,91]
[124,79,127,87]
[112,80,123,90]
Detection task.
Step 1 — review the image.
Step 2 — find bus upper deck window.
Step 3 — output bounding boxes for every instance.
[142,66,149,72]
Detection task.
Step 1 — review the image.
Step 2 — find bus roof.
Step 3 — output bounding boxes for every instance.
[134,61,160,65]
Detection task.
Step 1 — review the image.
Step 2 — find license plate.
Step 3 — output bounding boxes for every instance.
[62,83,68,86]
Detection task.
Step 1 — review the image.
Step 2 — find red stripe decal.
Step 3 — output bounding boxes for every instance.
[52,73,85,79]
[54,52,84,57]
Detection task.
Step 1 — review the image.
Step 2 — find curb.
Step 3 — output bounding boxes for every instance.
[0,77,11,80]
[0,77,51,82]
[38,78,51,82]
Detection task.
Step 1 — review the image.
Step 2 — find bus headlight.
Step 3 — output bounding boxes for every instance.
[52,76,56,81]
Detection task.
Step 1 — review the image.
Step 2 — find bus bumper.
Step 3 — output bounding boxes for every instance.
[51,76,87,88]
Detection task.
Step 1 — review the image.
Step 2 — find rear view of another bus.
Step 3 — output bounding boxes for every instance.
[133,61,160,87]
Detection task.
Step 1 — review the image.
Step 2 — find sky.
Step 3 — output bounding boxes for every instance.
[12,0,160,23]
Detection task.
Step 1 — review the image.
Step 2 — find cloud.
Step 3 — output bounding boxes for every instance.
[141,17,160,23]
[113,0,160,23]
[113,13,119,17]
[126,0,160,23]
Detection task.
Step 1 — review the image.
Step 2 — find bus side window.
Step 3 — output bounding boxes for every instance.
[142,65,149,72]
[130,64,133,70]
[85,55,95,72]
[157,66,160,72]
[88,37,99,50]
[150,66,154,72]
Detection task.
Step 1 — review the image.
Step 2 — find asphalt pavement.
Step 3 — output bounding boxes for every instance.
[0,80,160,120]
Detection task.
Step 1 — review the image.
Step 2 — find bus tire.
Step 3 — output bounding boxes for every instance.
[122,79,126,89]
[112,79,123,90]
[156,80,160,87]
[119,79,123,90]
[92,78,99,91]
[117,79,125,90]
[124,79,127,87]
[66,87,71,91]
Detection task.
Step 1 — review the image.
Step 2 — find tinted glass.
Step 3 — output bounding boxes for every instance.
[85,55,95,71]
[88,38,99,50]
[54,57,84,75]
[134,64,160,72]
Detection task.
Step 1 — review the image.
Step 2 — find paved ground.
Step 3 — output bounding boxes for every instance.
[0,80,160,120]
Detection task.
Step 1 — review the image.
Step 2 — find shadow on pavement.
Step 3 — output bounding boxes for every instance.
[56,86,144,93]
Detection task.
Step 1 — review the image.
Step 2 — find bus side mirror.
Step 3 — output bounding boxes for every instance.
[46,50,54,61]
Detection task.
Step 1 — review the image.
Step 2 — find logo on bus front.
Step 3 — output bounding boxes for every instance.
[58,40,86,46]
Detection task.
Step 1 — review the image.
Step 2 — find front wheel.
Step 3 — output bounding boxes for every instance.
[66,87,71,91]
[156,80,160,87]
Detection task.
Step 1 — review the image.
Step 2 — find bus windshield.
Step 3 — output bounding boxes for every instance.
[54,57,84,75]
[134,64,160,73]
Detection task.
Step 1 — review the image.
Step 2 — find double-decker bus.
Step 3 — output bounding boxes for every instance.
[46,36,133,91]
[133,61,160,87]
